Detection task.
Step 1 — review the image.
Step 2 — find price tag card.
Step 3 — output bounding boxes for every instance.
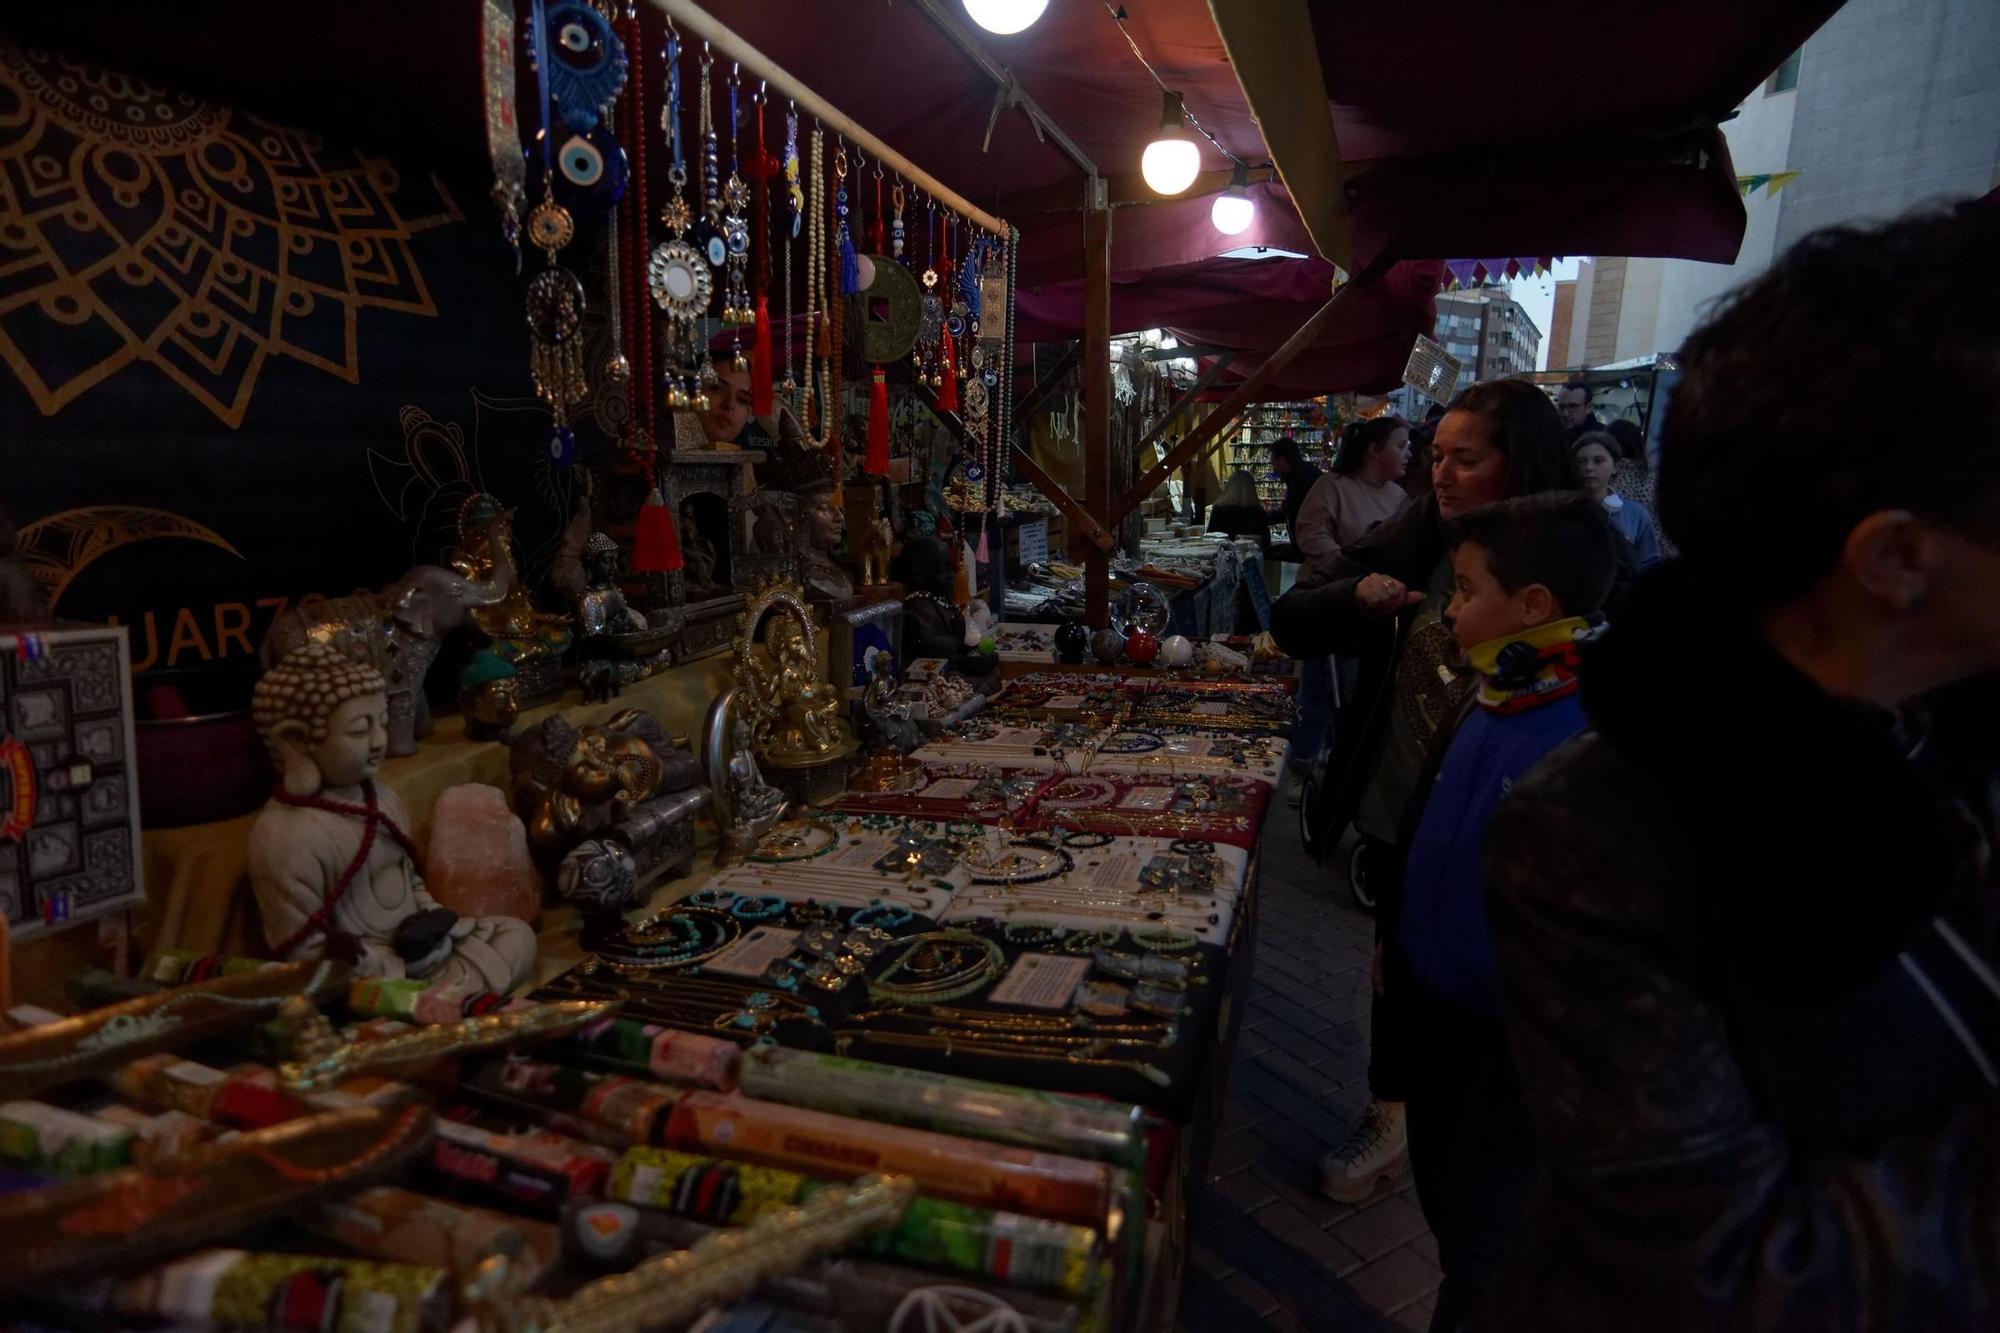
[705,927,803,979]
[987,953,1092,1010]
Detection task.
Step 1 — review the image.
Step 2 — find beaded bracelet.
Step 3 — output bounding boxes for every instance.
[687,887,740,911]
[729,893,787,922]
[1002,919,1068,947]
[850,902,914,932]
[1131,924,1202,953]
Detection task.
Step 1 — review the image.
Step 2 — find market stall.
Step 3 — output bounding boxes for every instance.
[0,1,1319,1328]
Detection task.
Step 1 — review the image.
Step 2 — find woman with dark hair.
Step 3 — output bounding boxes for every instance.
[1481,201,2000,1332]
[1285,417,1413,797]
[1270,378,1582,1207]
[1294,417,1411,581]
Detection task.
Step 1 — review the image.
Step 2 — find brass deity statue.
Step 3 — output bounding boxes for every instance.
[731,583,858,769]
[449,494,573,699]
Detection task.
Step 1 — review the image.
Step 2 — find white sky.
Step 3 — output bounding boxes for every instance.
[1221,246,1586,372]
[1503,258,1581,370]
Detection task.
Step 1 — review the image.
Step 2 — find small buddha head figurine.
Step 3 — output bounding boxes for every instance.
[798,482,845,554]
[582,532,622,589]
[253,642,390,798]
[459,649,522,741]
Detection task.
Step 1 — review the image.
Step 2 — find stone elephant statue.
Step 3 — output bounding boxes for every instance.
[262,561,511,757]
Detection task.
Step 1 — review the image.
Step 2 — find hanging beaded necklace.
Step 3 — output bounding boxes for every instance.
[800,125,835,451]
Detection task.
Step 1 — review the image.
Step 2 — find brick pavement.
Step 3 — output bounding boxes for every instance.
[1177,809,1441,1332]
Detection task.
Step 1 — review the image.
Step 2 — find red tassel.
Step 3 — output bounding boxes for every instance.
[975,522,990,564]
[751,295,774,416]
[937,336,960,413]
[865,367,890,476]
[632,488,684,573]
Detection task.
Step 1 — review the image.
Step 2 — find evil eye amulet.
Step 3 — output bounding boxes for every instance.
[544,1,628,133]
[548,424,577,466]
[705,232,728,268]
[533,125,627,218]
[980,366,999,387]
[964,460,985,482]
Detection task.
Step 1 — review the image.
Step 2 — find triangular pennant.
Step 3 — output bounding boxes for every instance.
[1767,170,1801,195]
[1444,259,1479,289]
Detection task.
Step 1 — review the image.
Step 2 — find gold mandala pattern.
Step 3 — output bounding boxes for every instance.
[0,40,463,426]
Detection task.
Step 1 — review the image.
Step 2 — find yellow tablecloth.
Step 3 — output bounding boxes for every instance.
[136,656,739,961]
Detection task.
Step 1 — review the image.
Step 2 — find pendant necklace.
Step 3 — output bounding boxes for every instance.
[524,0,588,467]
[698,46,725,270]
[916,201,944,388]
[648,22,712,411]
[781,103,801,401]
[722,61,752,353]
[800,124,834,452]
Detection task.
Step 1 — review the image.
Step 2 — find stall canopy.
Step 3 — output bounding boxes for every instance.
[11,0,1845,390]
[1015,256,1445,400]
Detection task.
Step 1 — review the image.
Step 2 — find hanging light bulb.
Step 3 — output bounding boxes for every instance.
[1211,163,1254,235]
[961,0,1048,35]
[1140,91,1201,196]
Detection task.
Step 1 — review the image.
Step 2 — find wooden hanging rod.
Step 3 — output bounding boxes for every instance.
[652,0,1011,238]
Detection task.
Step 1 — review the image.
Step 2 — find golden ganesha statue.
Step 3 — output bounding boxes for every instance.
[732,582,858,769]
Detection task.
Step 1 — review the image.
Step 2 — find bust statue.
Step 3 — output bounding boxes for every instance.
[458,649,521,742]
[795,482,854,603]
[246,643,535,992]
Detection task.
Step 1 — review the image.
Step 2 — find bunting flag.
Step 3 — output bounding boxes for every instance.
[1737,171,1801,198]
[1437,256,1561,291]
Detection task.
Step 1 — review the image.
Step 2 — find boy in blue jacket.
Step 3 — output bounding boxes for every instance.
[1396,492,1618,1332]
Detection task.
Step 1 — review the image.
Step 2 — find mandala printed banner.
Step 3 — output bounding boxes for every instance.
[0,39,568,688]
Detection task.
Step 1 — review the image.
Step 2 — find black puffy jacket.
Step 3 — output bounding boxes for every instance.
[1481,562,2000,1331]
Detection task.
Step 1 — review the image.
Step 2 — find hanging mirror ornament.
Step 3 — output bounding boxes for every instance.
[544,1,627,133]
[650,28,710,411]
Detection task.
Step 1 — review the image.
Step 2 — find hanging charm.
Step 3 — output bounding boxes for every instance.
[650,27,711,410]
[481,0,526,266]
[525,0,588,467]
[834,143,860,295]
[722,62,753,337]
[544,1,628,133]
[891,181,906,261]
[698,48,726,269]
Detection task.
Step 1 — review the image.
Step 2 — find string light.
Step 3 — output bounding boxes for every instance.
[962,0,1048,34]
[1210,163,1254,234]
[1141,91,1201,196]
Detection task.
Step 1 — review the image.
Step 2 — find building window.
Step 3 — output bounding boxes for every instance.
[1767,48,1802,94]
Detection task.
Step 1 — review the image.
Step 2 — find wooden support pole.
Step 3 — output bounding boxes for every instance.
[1082,204,1113,626]
[1011,445,1117,551]
[1112,287,1352,525]
[913,386,1115,552]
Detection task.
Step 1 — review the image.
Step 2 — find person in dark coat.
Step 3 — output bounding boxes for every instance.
[1481,201,2000,1331]
[1268,435,1322,557]
[897,534,999,688]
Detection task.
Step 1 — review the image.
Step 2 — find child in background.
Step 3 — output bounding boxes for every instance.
[1394,492,1619,1332]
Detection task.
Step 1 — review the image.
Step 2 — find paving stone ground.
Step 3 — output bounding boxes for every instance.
[1176,803,1441,1332]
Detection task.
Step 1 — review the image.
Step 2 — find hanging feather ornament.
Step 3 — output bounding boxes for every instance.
[865,367,889,476]
[632,485,684,573]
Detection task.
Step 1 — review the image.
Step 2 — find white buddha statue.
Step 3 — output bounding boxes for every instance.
[246,643,536,992]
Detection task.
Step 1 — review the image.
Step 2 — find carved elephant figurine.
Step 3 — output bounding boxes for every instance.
[262,562,511,758]
[381,563,512,752]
